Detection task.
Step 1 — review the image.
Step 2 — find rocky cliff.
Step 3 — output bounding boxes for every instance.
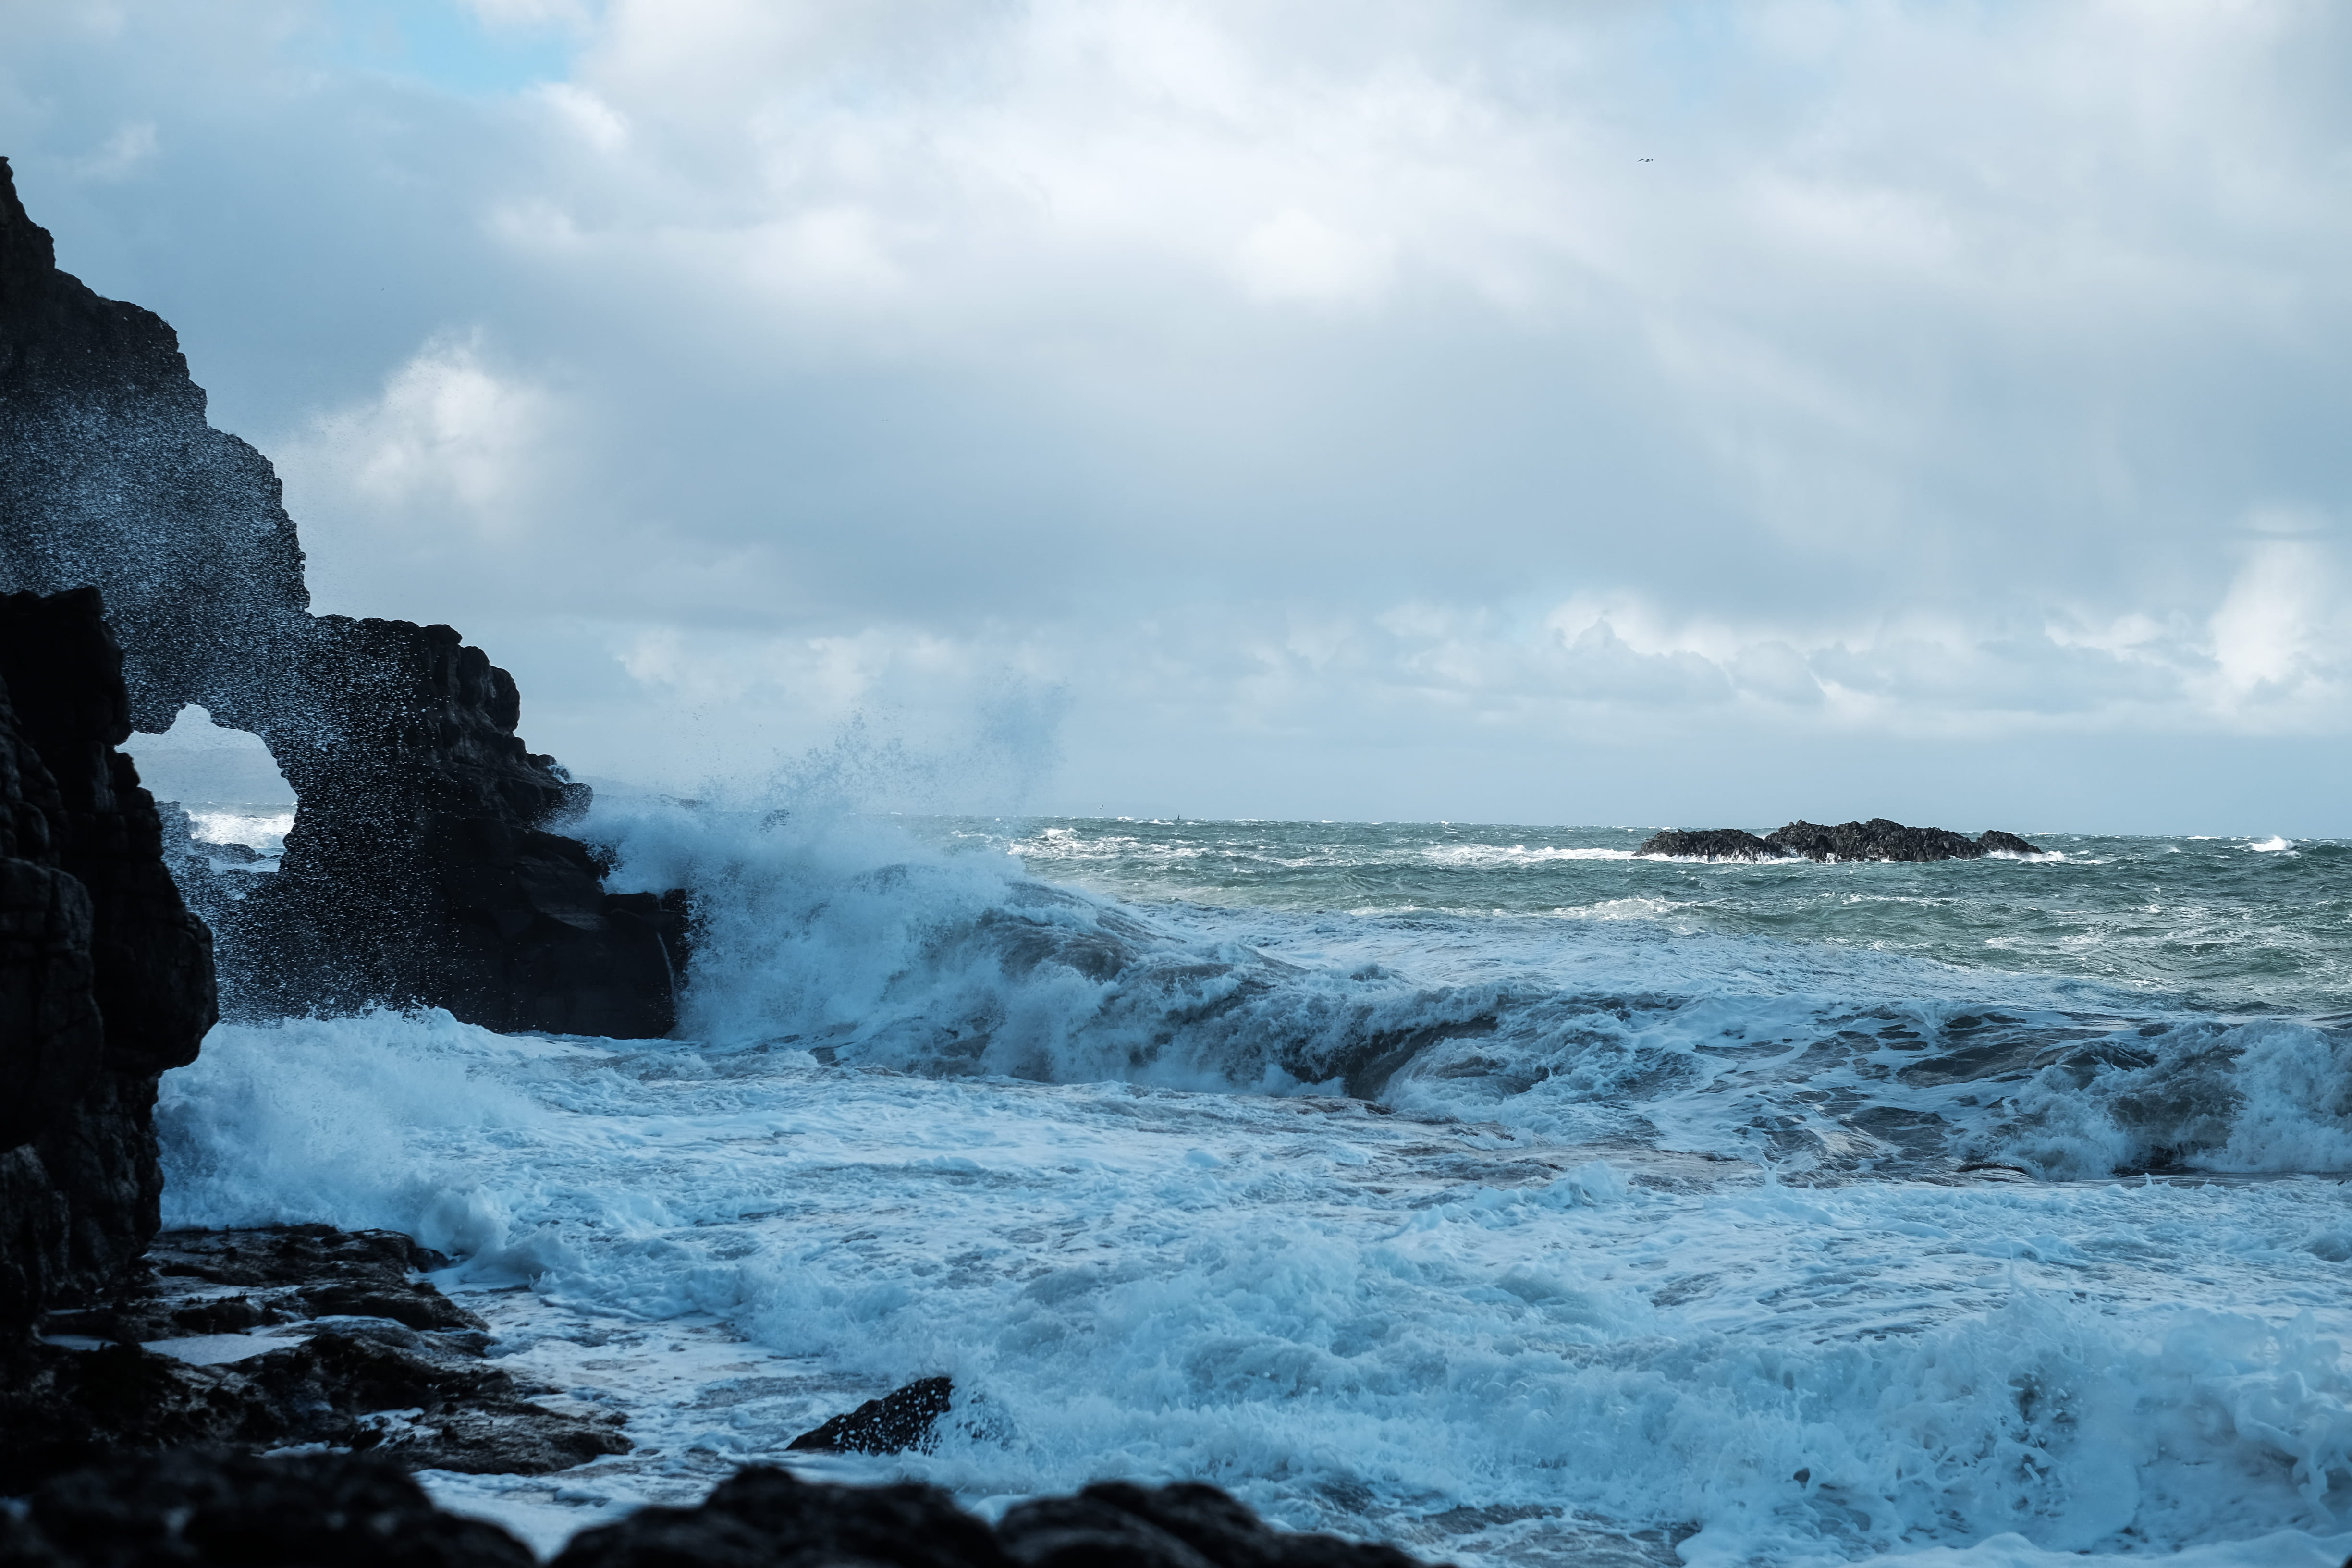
[0,157,681,1037]
[0,587,214,1330]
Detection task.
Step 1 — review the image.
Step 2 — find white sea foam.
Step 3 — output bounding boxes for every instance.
[186,806,294,855]
[157,1011,2352,1566]
[152,805,2352,1563]
[1421,845,1640,867]
[2252,837,2294,852]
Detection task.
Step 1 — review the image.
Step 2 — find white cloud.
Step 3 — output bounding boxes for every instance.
[2205,537,2348,709]
[10,0,2352,824]
[270,333,574,612]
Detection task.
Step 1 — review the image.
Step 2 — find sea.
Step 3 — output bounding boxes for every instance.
[149,803,2352,1568]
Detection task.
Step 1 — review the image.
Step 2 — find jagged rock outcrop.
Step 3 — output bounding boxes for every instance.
[0,156,682,1036]
[788,1375,956,1454]
[223,616,688,1034]
[0,587,215,1332]
[1637,819,2043,862]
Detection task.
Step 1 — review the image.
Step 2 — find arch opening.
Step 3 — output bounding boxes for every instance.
[125,704,297,885]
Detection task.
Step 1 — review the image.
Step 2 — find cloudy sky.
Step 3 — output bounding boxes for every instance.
[8,0,2350,829]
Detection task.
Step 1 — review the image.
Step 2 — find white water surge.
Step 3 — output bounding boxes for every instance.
[155,809,2352,1565]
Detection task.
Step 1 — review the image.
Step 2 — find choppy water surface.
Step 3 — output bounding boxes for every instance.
[158,808,2352,1567]
[976,820,2352,1017]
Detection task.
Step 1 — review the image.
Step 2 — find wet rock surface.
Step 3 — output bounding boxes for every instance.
[0,158,682,1038]
[0,1225,628,1485]
[786,1375,954,1455]
[1637,818,2042,862]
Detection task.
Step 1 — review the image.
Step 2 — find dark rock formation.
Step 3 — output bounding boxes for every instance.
[0,157,681,1037]
[1764,818,1989,862]
[2,1457,1451,1568]
[997,1481,1430,1568]
[223,616,689,1034]
[1633,828,1778,861]
[0,1449,538,1568]
[1637,819,2042,862]
[1976,829,2040,857]
[0,587,214,1332]
[557,1467,1440,1568]
[787,1375,955,1454]
[556,1466,1008,1568]
[1,1225,629,1485]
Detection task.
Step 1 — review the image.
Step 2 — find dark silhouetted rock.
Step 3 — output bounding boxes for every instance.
[0,158,682,1038]
[553,1467,1445,1568]
[221,615,687,1035]
[3,1456,1450,1568]
[556,1465,1009,1568]
[5,1448,537,1568]
[787,1374,956,1454]
[1976,829,2043,856]
[999,1483,1432,1568]
[0,587,214,1332]
[1634,828,1781,860]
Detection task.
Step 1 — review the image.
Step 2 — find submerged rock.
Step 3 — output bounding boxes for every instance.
[1975,829,2041,857]
[1637,819,2042,862]
[0,158,681,1038]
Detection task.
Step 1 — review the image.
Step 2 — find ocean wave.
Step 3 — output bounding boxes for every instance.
[1421,845,1640,867]
[564,803,2352,1180]
[157,1012,2352,1564]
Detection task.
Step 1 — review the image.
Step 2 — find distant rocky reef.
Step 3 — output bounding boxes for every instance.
[0,156,682,1036]
[1638,818,2042,862]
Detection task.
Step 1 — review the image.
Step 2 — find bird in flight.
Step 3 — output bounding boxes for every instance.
[1638,157,1654,163]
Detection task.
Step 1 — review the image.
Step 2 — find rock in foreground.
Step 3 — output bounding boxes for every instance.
[1638,818,2041,862]
[0,587,214,1333]
[0,1452,1447,1568]
[0,1225,628,1485]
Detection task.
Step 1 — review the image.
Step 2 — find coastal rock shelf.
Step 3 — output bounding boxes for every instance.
[1637,818,2042,862]
[4,1225,629,1484]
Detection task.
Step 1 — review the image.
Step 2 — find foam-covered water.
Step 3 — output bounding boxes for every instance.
[155,809,2352,1565]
